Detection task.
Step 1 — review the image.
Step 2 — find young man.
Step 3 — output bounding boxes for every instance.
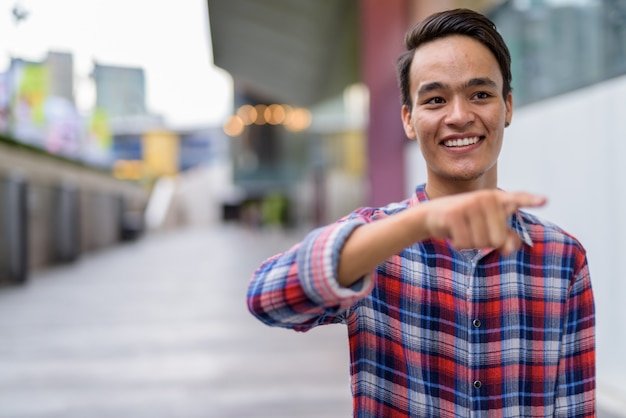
[247,8,595,417]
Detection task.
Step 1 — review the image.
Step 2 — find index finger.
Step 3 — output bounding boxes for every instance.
[503,191,547,215]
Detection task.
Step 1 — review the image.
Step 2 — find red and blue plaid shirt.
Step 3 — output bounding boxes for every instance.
[247,184,596,417]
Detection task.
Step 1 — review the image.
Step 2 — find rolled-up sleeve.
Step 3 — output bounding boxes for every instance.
[247,219,374,332]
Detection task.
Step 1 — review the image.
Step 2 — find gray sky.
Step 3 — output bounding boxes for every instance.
[0,0,233,128]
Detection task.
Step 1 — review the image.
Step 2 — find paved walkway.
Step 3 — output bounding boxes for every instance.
[0,225,352,418]
[0,224,621,417]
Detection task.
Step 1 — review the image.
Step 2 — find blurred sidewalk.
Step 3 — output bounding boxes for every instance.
[0,225,352,418]
[0,224,621,417]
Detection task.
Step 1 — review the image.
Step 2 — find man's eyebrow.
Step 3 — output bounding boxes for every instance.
[464,77,497,89]
[416,81,448,97]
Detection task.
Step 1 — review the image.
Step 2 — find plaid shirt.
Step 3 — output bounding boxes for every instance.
[247,184,596,417]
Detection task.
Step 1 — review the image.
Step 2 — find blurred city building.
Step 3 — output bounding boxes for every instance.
[0,48,149,286]
[0,42,233,286]
[92,63,147,118]
[45,51,74,103]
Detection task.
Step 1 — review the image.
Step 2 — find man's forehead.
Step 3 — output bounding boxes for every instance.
[413,34,491,57]
[409,36,503,92]
[411,37,498,68]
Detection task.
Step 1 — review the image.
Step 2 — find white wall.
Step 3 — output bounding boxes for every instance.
[499,75,626,407]
[404,74,626,409]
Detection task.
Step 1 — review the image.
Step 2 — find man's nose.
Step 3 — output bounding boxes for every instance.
[445,98,474,127]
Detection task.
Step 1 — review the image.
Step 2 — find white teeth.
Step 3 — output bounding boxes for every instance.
[443,136,480,147]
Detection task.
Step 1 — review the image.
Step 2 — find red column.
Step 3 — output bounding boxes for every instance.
[360,0,410,207]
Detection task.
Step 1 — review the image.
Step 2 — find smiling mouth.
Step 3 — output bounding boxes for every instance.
[442,136,482,148]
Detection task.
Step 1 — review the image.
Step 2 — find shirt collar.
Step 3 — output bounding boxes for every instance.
[410,183,534,248]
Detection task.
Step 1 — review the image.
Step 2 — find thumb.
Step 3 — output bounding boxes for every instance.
[500,230,522,256]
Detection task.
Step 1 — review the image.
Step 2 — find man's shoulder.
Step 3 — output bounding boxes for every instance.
[352,198,412,219]
[518,210,586,253]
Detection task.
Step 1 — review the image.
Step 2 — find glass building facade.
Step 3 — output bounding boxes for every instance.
[489,0,626,106]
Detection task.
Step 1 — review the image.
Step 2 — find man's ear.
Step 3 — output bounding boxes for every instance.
[401,105,417,140]
[505,92,513,127]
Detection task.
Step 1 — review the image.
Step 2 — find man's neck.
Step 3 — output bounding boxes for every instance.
[424,177,498,199]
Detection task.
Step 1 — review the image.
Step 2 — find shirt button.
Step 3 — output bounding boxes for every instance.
[473,380,482,389]
[472,319,481,328]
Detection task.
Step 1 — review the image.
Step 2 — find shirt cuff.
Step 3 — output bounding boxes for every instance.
[297,219,374,311]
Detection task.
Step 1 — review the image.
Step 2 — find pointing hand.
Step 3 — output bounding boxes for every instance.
[423,190,547,255]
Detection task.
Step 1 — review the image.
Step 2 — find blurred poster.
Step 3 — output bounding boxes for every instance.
[10,61,49,146]
[2,56,118,169]
[44,96,82,157]
[83,108,113,167]
[0,72,8,133]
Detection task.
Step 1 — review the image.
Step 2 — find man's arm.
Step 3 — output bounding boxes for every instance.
[248,189,546,330]
[338,190,547,287]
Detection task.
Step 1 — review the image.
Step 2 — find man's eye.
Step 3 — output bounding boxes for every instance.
[474,92,490,100]
[426,97,445,104]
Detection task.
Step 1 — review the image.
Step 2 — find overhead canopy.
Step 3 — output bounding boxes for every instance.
[207,0,359,107]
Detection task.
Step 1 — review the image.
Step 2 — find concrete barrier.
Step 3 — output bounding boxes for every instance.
[0,173,28,284]
[0,139,147,282]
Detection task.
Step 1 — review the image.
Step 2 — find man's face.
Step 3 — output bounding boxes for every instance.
[401,35,513,196]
